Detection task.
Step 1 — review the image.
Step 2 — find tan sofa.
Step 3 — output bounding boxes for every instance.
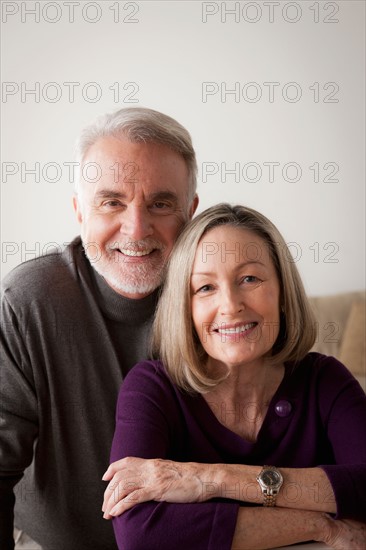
[308,290,365,390]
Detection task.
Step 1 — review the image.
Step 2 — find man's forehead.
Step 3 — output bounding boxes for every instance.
[81,138,188,184]
[81,169,186,195]
[79,136,190,204]
[83,136,184,164]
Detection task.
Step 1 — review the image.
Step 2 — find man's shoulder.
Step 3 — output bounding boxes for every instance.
[1,237,85,303]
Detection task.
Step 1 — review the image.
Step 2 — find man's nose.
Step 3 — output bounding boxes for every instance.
[120,205,154,241]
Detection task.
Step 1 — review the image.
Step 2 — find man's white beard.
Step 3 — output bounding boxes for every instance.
[83,241,166,296]
[93,259,165,295]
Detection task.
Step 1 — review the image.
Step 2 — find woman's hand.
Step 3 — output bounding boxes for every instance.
[102,457,341,521]
[102,457,218,518]
[320,515,366,550]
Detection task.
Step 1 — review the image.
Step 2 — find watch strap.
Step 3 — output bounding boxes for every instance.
[257,465,283,507]
[263,489,279,507]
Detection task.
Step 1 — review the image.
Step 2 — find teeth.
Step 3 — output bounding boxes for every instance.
[217,323,256,335]
[120,248,153,257]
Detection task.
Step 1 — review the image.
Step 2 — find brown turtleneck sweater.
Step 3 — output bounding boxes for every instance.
[0,237,159,549]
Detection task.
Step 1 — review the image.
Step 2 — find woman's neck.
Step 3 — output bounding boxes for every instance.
[203,360,285,442]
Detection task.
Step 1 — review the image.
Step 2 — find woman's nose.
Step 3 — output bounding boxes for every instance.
[219,287,244,316]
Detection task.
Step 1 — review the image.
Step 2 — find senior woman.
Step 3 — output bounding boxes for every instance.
[103,204,366,550]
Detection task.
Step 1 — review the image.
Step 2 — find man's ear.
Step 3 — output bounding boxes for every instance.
[73,195,83,224]
[189,194,199,219]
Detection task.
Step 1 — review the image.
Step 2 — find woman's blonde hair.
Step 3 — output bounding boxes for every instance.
[152,203,317,393]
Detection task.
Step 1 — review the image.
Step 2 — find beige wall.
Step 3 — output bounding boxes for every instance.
[1,1,365,295]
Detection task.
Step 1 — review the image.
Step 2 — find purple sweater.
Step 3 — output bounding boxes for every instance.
[110,353,366,550]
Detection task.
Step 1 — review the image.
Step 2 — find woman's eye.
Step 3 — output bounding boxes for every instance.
[241,275,261,284]
[196,284,214,293]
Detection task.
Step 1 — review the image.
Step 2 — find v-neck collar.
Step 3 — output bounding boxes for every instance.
[184,362,298,459]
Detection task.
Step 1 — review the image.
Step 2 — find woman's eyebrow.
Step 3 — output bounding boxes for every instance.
[191,260,266,277]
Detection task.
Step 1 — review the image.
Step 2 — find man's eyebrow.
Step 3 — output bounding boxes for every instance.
[191,261,266,277]
[148,191,179,202]
[94,190,127,200]
[94,190,179,201]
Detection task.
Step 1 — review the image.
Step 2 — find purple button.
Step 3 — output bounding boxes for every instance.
[275,400,292,417]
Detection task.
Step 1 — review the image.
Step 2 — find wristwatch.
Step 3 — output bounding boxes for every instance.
[256,465,283,507]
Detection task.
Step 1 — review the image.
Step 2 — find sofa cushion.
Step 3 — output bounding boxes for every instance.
[339,299,365,376]
[309,292,365,358]
[308,291,365,389]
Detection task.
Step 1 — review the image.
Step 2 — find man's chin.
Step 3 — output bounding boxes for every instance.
[105,277,161,298]
[90,261,164,298]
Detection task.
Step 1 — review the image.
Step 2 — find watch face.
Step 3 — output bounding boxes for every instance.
[261,470,281,486]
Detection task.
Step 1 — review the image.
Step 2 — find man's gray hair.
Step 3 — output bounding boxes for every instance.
[74,107,197,201]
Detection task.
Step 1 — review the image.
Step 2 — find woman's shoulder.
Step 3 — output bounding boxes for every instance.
[115,360,191,434]
[289,352,365,400]
[125,359,169,380]
[295,352,358,380]
[120,360,178,399]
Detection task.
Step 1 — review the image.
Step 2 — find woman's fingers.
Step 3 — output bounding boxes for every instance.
[102,457,217,518]
[102,457,128,481]
[102,471,146,515]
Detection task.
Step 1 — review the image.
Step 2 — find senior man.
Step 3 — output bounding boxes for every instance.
[0,107,198,550]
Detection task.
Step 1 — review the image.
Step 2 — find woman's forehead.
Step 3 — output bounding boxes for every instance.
[194,225,273,267]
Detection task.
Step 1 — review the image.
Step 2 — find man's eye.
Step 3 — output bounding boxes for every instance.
[103,200,122,208]
[152,202,170,209]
